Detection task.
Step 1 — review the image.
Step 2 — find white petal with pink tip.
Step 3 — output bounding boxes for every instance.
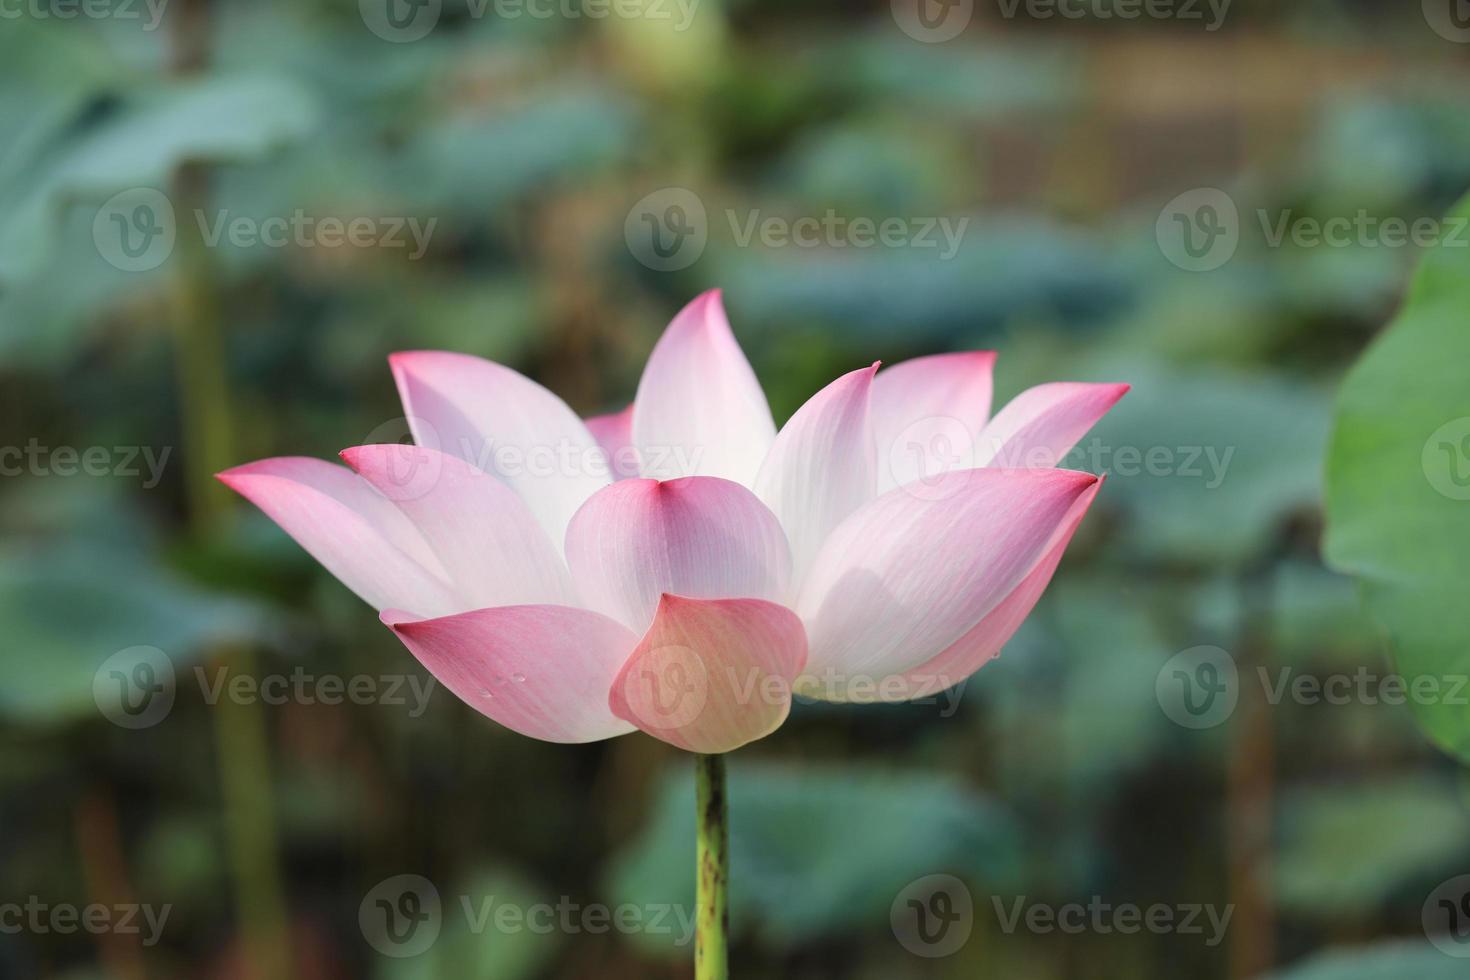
[390,351,610,544]
[795,468,1099,698]
[755,364,878,583]
[342,444,575,611]
[217,457,458,617]
[899,478,1103,701]
[218,290,1125,750]
[384,605,638,743]
[564,476,793,634]
[976,382,1129,469]
[631,290,776,485]
[870,352,996,494]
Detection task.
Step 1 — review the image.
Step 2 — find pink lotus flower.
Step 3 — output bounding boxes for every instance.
[219,290,1126,754]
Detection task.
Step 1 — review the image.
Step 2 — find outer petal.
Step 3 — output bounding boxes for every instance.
[388,351,610,544]
[898,477,1102,700]
[608,595,806,753]
[795,468,1100,698]
[564,476,793,634]
[217,457,458,617]
[871,352,996,494]
[631,290,776,485]
[383,605,638,743]
[976,382,1129,469]
[754,364,878,582]
[341,444,575,609]
[585,404,639,480]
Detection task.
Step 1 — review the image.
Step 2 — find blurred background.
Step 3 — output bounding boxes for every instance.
[5,1,1470,977]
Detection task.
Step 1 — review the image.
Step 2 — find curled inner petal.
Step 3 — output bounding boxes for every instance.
[608,595,807,753]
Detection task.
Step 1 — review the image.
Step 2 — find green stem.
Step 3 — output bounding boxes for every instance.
[695,753,729,980]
